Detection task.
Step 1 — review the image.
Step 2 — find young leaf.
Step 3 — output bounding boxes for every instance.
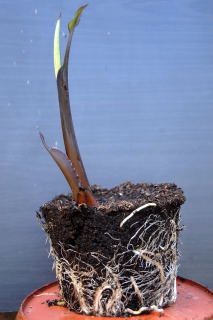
[39,132,80,202]
[42,5,98,206]
[56,4,93,193]
[68,4,88,32]
[54,15,61,78]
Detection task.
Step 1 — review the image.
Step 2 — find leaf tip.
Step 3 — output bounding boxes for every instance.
[39,131,44,141]
[39,131,49,151]
[68,4,88,32]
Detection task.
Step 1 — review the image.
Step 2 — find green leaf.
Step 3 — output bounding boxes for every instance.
[54,15,61,78]
[68,4,88,32]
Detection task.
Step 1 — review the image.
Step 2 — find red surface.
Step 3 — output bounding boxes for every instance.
[16,277,213,320]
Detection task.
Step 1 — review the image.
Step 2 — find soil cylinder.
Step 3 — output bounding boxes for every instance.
[39,181,185,317]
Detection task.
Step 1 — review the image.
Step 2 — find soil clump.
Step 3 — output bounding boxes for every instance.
[39,181,185,316]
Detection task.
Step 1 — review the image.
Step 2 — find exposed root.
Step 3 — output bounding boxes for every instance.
[126,305,164,314]
[44,207,181,316]
[130,276,143,305]
[34,293,60,297]
[133,249,165,282]
[120,203,157,227]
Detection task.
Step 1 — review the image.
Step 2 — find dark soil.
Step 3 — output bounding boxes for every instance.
[39,181,185,262]
[39,181,185,314]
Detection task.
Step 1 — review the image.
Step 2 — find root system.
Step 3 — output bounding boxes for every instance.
[39,181,185,317]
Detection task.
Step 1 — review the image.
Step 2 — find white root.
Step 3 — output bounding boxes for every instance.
[131,276,143,305]
[44,208,180,317]
[126,305,164,314]
[133,249,165,282]
[104,232,120,241]
[34,292,59,297]
[94,283,112,315]
[120,203,156,228]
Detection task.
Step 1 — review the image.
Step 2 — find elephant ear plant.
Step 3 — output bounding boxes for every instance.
[39,5,185,317]
[40,5,97,207]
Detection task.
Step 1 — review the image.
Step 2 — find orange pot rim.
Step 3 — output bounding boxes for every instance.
[16,276,213,320]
